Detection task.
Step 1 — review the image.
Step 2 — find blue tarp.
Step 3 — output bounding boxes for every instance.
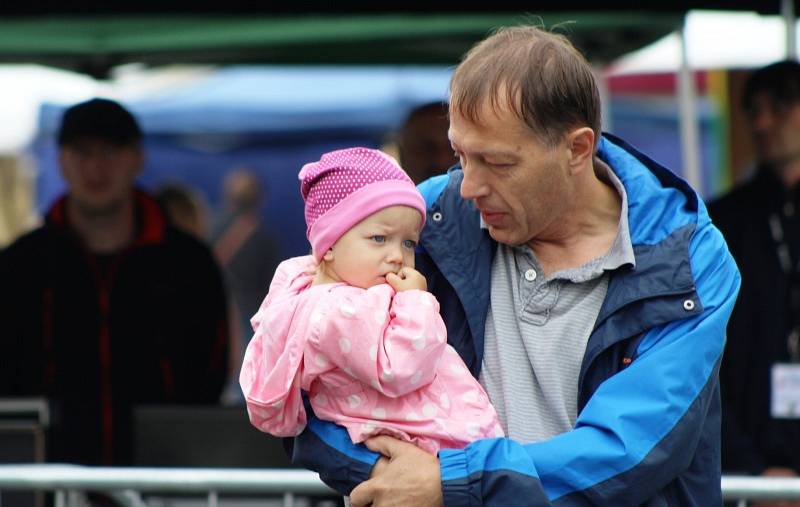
[32,65,453,257]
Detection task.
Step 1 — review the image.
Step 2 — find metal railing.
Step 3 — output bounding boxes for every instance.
[3,466,800,506]
[0,465,335,507]
[724,475,800,506]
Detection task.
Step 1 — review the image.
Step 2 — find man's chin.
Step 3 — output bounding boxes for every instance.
[486,227,514,246]
[71,196,126,219]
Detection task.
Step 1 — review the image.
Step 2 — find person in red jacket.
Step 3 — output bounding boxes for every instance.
[0,98,229,466]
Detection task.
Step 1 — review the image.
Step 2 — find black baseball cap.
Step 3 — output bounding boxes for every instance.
[57,98,142,146]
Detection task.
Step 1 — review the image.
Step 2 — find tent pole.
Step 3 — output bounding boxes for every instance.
[678,16,702,194]
[594,65,612,134]
[783,0,797,60]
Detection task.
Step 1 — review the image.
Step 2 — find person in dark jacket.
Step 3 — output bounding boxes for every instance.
[710,61,800,502]
[0,98,229,466]
[290,26,740,506]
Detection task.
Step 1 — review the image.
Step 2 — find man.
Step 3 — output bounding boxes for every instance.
[212,168,282,403]
[710,61,800,498]
[397,102,458,184]
[289,27,740,505]
[0,98,229,465]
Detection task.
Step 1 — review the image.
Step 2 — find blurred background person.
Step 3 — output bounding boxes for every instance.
[710,60,800,507]
[396,101,456,184]
[0,98,229,466]
[212,168,282,404]
[155,182,209,239]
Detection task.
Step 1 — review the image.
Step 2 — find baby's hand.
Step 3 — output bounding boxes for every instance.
[386,267,427,292]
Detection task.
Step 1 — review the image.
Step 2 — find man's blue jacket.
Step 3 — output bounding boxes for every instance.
[290,134,741,506]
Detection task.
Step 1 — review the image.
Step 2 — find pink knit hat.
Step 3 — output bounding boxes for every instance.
[299,147,426,261]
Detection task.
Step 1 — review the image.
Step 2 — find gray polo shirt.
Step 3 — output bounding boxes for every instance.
[479,161,635,444]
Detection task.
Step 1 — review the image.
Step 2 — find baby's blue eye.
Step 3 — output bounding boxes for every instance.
[402,239,417,249]
[372,235,386,243]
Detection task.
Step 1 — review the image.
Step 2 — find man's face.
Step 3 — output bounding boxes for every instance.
[449,101,572,248]
[748,92,800,168]
[59,138,142,217]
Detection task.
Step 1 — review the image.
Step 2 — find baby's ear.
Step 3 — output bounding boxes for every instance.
[322,248,334,262]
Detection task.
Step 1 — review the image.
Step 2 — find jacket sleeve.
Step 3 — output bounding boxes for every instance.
[292,410,381,495]
[173,240,230,403]
[310,285,447,398]
[438,222,741,506]
[240,295,307,438]
[716,259,768,474]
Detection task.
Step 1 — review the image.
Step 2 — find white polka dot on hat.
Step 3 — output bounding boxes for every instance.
[299,147,427,260]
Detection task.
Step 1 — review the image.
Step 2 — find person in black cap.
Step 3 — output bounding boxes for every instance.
[0,98,230,466]
[710,61,800,505]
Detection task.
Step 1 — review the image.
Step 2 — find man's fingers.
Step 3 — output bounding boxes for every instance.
[349,478,376,507]
[370,456,390,478]
[363,435,400,457]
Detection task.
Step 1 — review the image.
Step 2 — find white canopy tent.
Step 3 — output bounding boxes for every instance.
[610,9,797,75]
[0,64,215,153]
[607,4,797,192]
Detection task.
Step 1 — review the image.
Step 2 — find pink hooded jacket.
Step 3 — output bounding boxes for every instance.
[240,256,503,454]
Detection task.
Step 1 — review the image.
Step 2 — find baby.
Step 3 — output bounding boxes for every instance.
[240,147,502,454]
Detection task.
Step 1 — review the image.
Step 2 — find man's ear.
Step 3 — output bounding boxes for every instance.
[566,127,595,175]
[322,248,334,262]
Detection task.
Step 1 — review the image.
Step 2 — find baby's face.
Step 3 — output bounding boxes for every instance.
[323,205,422,289]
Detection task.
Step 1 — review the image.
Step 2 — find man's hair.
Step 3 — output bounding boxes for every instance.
[742,60,800,112]
[450,25,600,148]
[58,98,142,147]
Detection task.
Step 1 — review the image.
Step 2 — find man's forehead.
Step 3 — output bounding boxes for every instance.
[449,103,528,144]
[749,91,800,111]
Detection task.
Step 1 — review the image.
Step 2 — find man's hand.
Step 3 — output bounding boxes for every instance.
[349,436,443,507]
[386,267,427,292]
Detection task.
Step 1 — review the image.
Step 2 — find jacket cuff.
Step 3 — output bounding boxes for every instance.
[440,448,478,507]
[348,454,379,493]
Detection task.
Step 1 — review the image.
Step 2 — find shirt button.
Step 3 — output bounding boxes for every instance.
[683,299,695,311]
[432,212,443,222]
[524,269,537,282]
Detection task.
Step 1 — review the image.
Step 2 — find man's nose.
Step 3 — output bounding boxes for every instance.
[80,155,107,177]
[751,106,776,132]
[460,164,488,200]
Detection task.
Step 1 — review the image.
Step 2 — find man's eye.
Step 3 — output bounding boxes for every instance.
[372,235,386,243]
[402,239,417,249]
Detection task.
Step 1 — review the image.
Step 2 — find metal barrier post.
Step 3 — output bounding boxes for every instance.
[283,491,295,507]
[208,490,218,507]
[54,490,65,507]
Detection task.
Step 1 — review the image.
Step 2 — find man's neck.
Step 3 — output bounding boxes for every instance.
[528,160,622,275]
[67,196,136,254]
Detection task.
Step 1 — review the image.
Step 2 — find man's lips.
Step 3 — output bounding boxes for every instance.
[480,209,505,225]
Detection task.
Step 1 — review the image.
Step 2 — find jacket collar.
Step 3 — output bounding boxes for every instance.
[45,188,167,248]
[421,134,703,363]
